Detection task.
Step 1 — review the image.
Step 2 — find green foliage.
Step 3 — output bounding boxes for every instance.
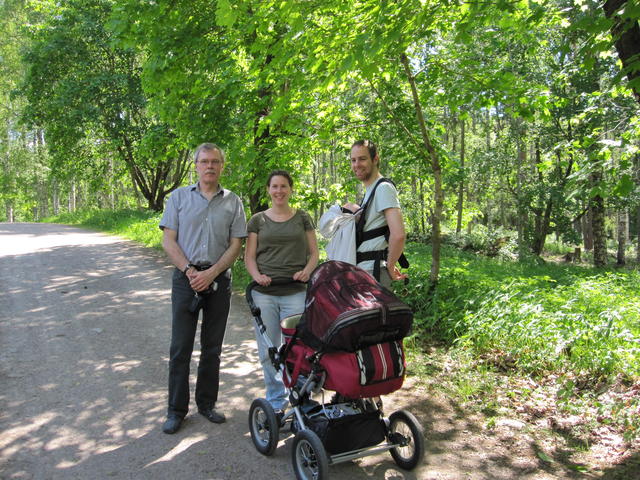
[8,0,638,267]
[398,242,513,338]
[457,271,640,379]
[399,240,639,383]
[21,0,189,211]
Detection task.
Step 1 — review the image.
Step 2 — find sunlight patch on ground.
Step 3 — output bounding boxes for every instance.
[0,232,123,256]
[38,383,58,391]
[0,412,57,455]
[111,360,142,373]
[129,289,171,297]
[46,426,90,452]
[220,360,256,375]
[25,306,48,313]
[46,276,84,287]
[144,434,207,467]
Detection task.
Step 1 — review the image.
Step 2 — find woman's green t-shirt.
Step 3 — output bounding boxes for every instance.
[247,209,314,295]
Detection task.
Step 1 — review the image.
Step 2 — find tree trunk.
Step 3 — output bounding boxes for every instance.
[38,180,48,219]
[410,176,419,237]
[52,178,59,215]
[451,113,458,153]
[531,143,552,256]
[515,130,528,260]
[419,177,426,237]
[634,154,640,265]
[456,117,465,234]
[583,206,594,250]
[117,138,189,212]
[485,109,491,150]
[617,210,627,265]
[443,106,450,145]
[532,201,553,256]
[69,182,76,212]
[109,157,116,210]
[637,206,640,264]
[249,109,272,214]
[400,53,443,286]
[591,170,607,266]
[603,0,640,103]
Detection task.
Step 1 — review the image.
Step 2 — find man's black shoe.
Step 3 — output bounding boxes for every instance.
[162,415,183,434]
[198,406,226,424]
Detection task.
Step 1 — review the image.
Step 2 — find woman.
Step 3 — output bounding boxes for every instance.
[245,170,319,412]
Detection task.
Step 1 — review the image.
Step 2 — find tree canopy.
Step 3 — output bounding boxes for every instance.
[1,0,639,274]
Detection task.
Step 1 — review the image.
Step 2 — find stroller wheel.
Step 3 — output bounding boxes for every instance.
[388,409,425,470]
[248,398,280,456]
[292,429,328,480]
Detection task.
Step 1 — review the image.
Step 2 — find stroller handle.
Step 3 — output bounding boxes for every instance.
[245,278,306,317]
[245,278,307,377]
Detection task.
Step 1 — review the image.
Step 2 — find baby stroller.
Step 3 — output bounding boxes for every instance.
[246,260,425,480]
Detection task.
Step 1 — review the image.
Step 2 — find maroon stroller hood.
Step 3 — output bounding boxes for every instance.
[297,261,413,352]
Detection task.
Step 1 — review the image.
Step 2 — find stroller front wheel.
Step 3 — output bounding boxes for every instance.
[292,429,328,480]
[248,398,279,456]
[388,409,425,470]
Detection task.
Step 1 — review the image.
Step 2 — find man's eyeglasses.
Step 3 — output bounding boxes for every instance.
[198,159,223,166]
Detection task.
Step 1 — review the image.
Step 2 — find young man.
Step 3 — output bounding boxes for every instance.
[344,140,408,287]
[159,143,247,434]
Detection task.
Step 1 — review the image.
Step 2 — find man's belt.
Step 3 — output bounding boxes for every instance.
[187,264,231,279]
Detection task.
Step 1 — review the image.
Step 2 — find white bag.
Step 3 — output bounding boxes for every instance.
[318,205,357,265]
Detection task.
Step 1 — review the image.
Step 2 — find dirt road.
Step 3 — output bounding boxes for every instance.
[0,223,609,479]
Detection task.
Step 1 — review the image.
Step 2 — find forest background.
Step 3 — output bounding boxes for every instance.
[1,0,639,475]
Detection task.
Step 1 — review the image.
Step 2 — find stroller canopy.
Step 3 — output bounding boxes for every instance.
[297,261,413,352]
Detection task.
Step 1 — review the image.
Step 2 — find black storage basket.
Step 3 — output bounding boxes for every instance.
[307,409,386,454]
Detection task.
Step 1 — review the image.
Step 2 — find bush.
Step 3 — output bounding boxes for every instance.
[443,225,517,260]
[456,271,640,378]
[396,242,639,382]
[397,243,507,341]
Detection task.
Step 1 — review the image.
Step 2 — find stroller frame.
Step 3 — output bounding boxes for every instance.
[246,281,424,480]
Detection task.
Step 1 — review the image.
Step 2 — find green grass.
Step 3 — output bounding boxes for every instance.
[398,241,640,442]
[399,242,640,380]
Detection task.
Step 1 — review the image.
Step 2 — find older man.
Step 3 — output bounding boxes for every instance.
[159,143,247,434]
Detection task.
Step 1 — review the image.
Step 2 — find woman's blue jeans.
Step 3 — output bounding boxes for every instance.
[252,290,305,410]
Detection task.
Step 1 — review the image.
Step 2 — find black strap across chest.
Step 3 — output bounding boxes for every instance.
[354,178,409,280]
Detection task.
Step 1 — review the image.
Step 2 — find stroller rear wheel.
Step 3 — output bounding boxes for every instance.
[248,398,279,456]
[292,429,328,480]
[388,409,425,470]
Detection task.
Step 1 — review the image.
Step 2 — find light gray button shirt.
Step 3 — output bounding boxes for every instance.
[159,183,247,265]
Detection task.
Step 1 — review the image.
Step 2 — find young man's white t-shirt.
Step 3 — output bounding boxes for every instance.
[357,178,401,274]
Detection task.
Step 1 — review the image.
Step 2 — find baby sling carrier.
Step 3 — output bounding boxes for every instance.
[356,178,410,281]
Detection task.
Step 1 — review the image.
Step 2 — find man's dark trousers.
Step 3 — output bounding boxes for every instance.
[167,268,231,418]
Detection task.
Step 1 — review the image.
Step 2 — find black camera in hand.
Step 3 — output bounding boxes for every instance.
[188,281,218,313]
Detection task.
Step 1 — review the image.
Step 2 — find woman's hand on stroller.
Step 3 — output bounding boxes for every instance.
[292,269,311,283]
[253,273,272,286]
